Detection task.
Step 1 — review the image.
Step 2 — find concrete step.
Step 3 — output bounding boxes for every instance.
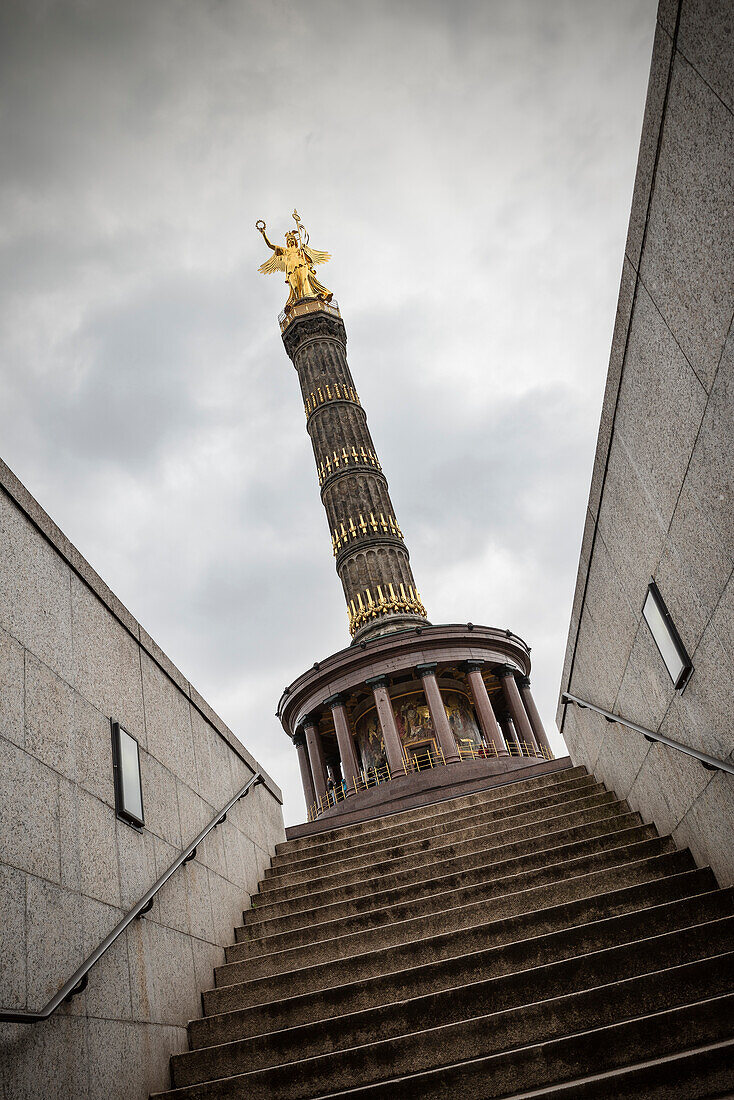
[288,760,576,839]
[155,972,734,1098]
[252,808,644,916]
[274,765,590,857]
[271,781,609,885]
[172,924,734,1087]
[270,772,599,878]
[498,1039,734,1099]
[258,795,629,904]
[264,788,619,894]
[271,769,595,869]
[219,847,694,987]
[211,864,713,1012]
[148,766,734,1100]
[234,827,667,945]
[191,885,732,1049]
[304,998,734,1100]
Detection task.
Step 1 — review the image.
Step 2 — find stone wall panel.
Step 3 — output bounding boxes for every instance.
[559,0,734,887]
[0,460,283,1099]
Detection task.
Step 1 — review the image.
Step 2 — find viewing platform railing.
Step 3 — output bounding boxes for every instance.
[306,740,553,822]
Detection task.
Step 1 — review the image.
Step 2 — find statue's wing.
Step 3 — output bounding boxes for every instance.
[258,249,286,275]
[305,245,331,266]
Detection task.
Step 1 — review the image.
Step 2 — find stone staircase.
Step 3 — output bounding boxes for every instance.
[152,764,734,1099]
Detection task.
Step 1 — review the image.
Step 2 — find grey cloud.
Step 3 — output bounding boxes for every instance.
[0,0,657,823]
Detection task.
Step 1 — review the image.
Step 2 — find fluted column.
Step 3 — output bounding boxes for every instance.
[365,675,405,775]
[518,676,552,757]
[293,730,316,808]
[326,693,360,793]
[303,715,328,801]
[496,666,539,753]
[282,310,427,641]
[416,664,460,764]
[465,661,509,757]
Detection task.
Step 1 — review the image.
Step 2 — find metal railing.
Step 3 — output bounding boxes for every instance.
[279,297,341,332]
[561,693,734,775]
[0,771,263,1023]
[306,739,554,821]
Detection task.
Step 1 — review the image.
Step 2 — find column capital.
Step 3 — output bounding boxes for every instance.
[301,712,320,731]
[365,674,389,689]
[494,664,514,679]
[518,675,531,689]
[415,662,437,677]
[293,730,307,749]
[465,660,485,673]
[323,693,345,708]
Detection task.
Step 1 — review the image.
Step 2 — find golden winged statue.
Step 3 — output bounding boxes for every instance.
[256,210,332,310]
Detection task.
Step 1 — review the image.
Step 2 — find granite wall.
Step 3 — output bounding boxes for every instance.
[558,0,733,884]
[0,458,285,1099]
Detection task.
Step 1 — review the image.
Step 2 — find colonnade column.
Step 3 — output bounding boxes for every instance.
[365,676,406,775]
[498,711,520,754]
[518,676,552,757]
[465,661,509,757]
[303,715,328,801]
[496,666,539,753]
[416,663,460,764]
[326,693,361,794]
[293,730,317,808]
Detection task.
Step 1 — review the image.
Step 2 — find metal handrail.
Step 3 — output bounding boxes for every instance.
[561,693,734,776]
[0,770,264,1023]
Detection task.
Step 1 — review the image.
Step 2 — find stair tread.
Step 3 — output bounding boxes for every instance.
[227,833,676,957]
[273,772,595,866]
[221,849,693,988]
[148,769,734,1100]
[310,1029,734,1100]
[153,986,734,1098]
[174,949,734,1085]
[193,889,733,1045]
[256,804,639,908]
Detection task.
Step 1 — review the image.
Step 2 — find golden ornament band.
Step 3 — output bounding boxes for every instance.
[304,383,361,417]
[347,583,427,636]
[319,446,381,486]
[331,512,403,555]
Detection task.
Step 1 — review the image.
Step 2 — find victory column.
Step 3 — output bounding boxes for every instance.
[258,212,554,822]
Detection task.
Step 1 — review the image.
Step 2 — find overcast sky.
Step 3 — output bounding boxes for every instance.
[1,0,657,824]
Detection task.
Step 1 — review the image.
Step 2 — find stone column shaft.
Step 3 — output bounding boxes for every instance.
[498,712,520,754]
[519,677,552,757]
[465,663,509,757]
[328,695,360,794]
[294,732,317,809]
[304,718,328,801]
[498,668,539,753]
[416,664,460,764]
[282,310,427,641]
[366,676,405,776]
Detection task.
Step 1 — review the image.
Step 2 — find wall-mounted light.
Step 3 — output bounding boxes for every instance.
[111,721,144,827]
[642,581,693,690]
